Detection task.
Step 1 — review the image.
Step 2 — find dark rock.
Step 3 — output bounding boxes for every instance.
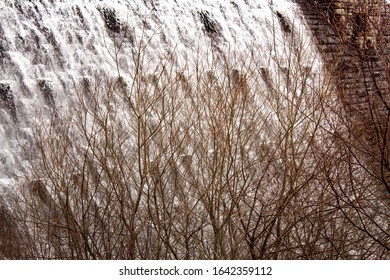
[37,79,55,108]
[276,11,292,33]
[198,10,222,39]
[0,82,18,123]
[37,79,58,118]
[97,6,121,33]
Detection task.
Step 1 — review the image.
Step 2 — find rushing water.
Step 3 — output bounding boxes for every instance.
[0,0,319,188]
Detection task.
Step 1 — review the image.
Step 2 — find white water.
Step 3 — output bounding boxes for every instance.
[0,0,321,188]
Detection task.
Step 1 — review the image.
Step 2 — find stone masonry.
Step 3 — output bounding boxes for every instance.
[296,0,390,194]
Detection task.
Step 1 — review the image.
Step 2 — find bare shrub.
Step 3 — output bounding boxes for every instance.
[5,7,389,259]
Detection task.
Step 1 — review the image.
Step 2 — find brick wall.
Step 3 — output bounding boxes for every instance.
[296,0,390,192]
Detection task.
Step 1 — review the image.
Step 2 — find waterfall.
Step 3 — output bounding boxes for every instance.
[1,0,389,261]
[0,0,319,187]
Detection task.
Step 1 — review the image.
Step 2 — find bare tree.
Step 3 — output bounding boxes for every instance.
[5,5,390,259]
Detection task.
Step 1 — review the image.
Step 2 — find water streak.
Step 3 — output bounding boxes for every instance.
[0,0,319,187]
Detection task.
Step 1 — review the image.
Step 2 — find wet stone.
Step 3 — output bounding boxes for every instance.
[0,82,18,123]
[37,79,55,108]
[97,6,121,33]
[198,10,222,39]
